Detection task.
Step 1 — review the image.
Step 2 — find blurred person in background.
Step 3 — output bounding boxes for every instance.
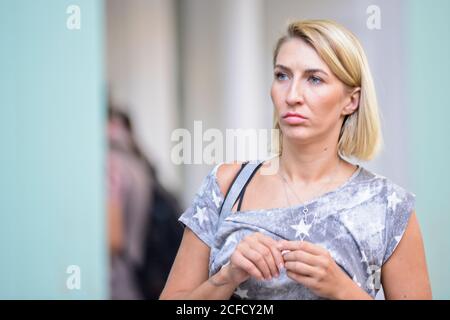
[107,106,153,299]
[107,105,183,299]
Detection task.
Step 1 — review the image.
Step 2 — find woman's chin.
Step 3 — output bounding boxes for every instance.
[283,132,312,145]
[281,125,309,137]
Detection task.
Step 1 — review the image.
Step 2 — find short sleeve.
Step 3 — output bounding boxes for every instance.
[178,163,225,248]
[382,182,416,265]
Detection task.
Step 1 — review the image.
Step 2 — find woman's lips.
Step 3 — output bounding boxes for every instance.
[282,113,308,124]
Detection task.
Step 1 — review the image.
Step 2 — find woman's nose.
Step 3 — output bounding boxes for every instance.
[285,79,304,106]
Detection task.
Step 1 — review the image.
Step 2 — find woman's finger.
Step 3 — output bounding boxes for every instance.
[284,261,316,277]
[247,238,279,278]
[286,271,316,288]
[257,235,285,273]
[278,240,326,256]
[283,249,320,266]
[239,242,272,280]
[231,250,264,281]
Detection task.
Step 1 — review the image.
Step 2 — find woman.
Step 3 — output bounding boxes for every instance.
[160,20,432,300]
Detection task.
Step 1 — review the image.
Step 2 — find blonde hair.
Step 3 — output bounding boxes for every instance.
[272,20,382,161]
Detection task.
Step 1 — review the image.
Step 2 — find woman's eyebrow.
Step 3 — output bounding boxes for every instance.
[304,68,329,77]
[274,64,329,76]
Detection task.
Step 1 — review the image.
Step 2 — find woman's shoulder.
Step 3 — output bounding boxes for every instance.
[212,161,247,197]
[357,165,416,202]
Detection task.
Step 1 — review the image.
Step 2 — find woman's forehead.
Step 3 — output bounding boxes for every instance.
[275,38,330,73]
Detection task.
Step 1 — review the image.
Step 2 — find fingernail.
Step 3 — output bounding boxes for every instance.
[278,263,285,271]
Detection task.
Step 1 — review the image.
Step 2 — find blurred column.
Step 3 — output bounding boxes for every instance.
[179,0,268,205]
[219,0,267,132]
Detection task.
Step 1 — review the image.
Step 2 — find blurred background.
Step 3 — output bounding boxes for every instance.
[1,0,449,299]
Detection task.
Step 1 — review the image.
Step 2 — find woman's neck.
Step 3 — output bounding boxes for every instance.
[279,137,343,186]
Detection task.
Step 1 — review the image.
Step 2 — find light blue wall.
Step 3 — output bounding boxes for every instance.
[409,0,450,299]
[0,0,107,299]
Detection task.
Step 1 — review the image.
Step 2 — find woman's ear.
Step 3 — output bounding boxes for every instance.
[342,88,360,116]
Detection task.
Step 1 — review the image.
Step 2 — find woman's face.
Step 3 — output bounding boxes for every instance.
[271,38,358,146]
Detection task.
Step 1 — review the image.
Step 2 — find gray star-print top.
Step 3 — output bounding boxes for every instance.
[178,162,416,300]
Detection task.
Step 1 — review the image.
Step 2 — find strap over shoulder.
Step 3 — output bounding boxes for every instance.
[217,160,264,230]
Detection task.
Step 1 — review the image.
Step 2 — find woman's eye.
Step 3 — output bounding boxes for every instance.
[308,75,323,85]
[275,72,288,81]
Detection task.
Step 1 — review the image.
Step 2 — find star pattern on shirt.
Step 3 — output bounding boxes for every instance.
[357,188,373,204]
[193,206,208,226]
[387,191,401,211]
[234,287,249,299]
[360,250,369,264]
[291,219,312,239]
[177,165,417,299]
[212,190,221,208]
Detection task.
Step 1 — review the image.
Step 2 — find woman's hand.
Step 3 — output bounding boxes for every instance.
[226,232,285,286]
[277,239,363,300]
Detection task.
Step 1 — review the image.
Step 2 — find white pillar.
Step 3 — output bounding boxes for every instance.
[220,0,266,132]
[180,0,268,205]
